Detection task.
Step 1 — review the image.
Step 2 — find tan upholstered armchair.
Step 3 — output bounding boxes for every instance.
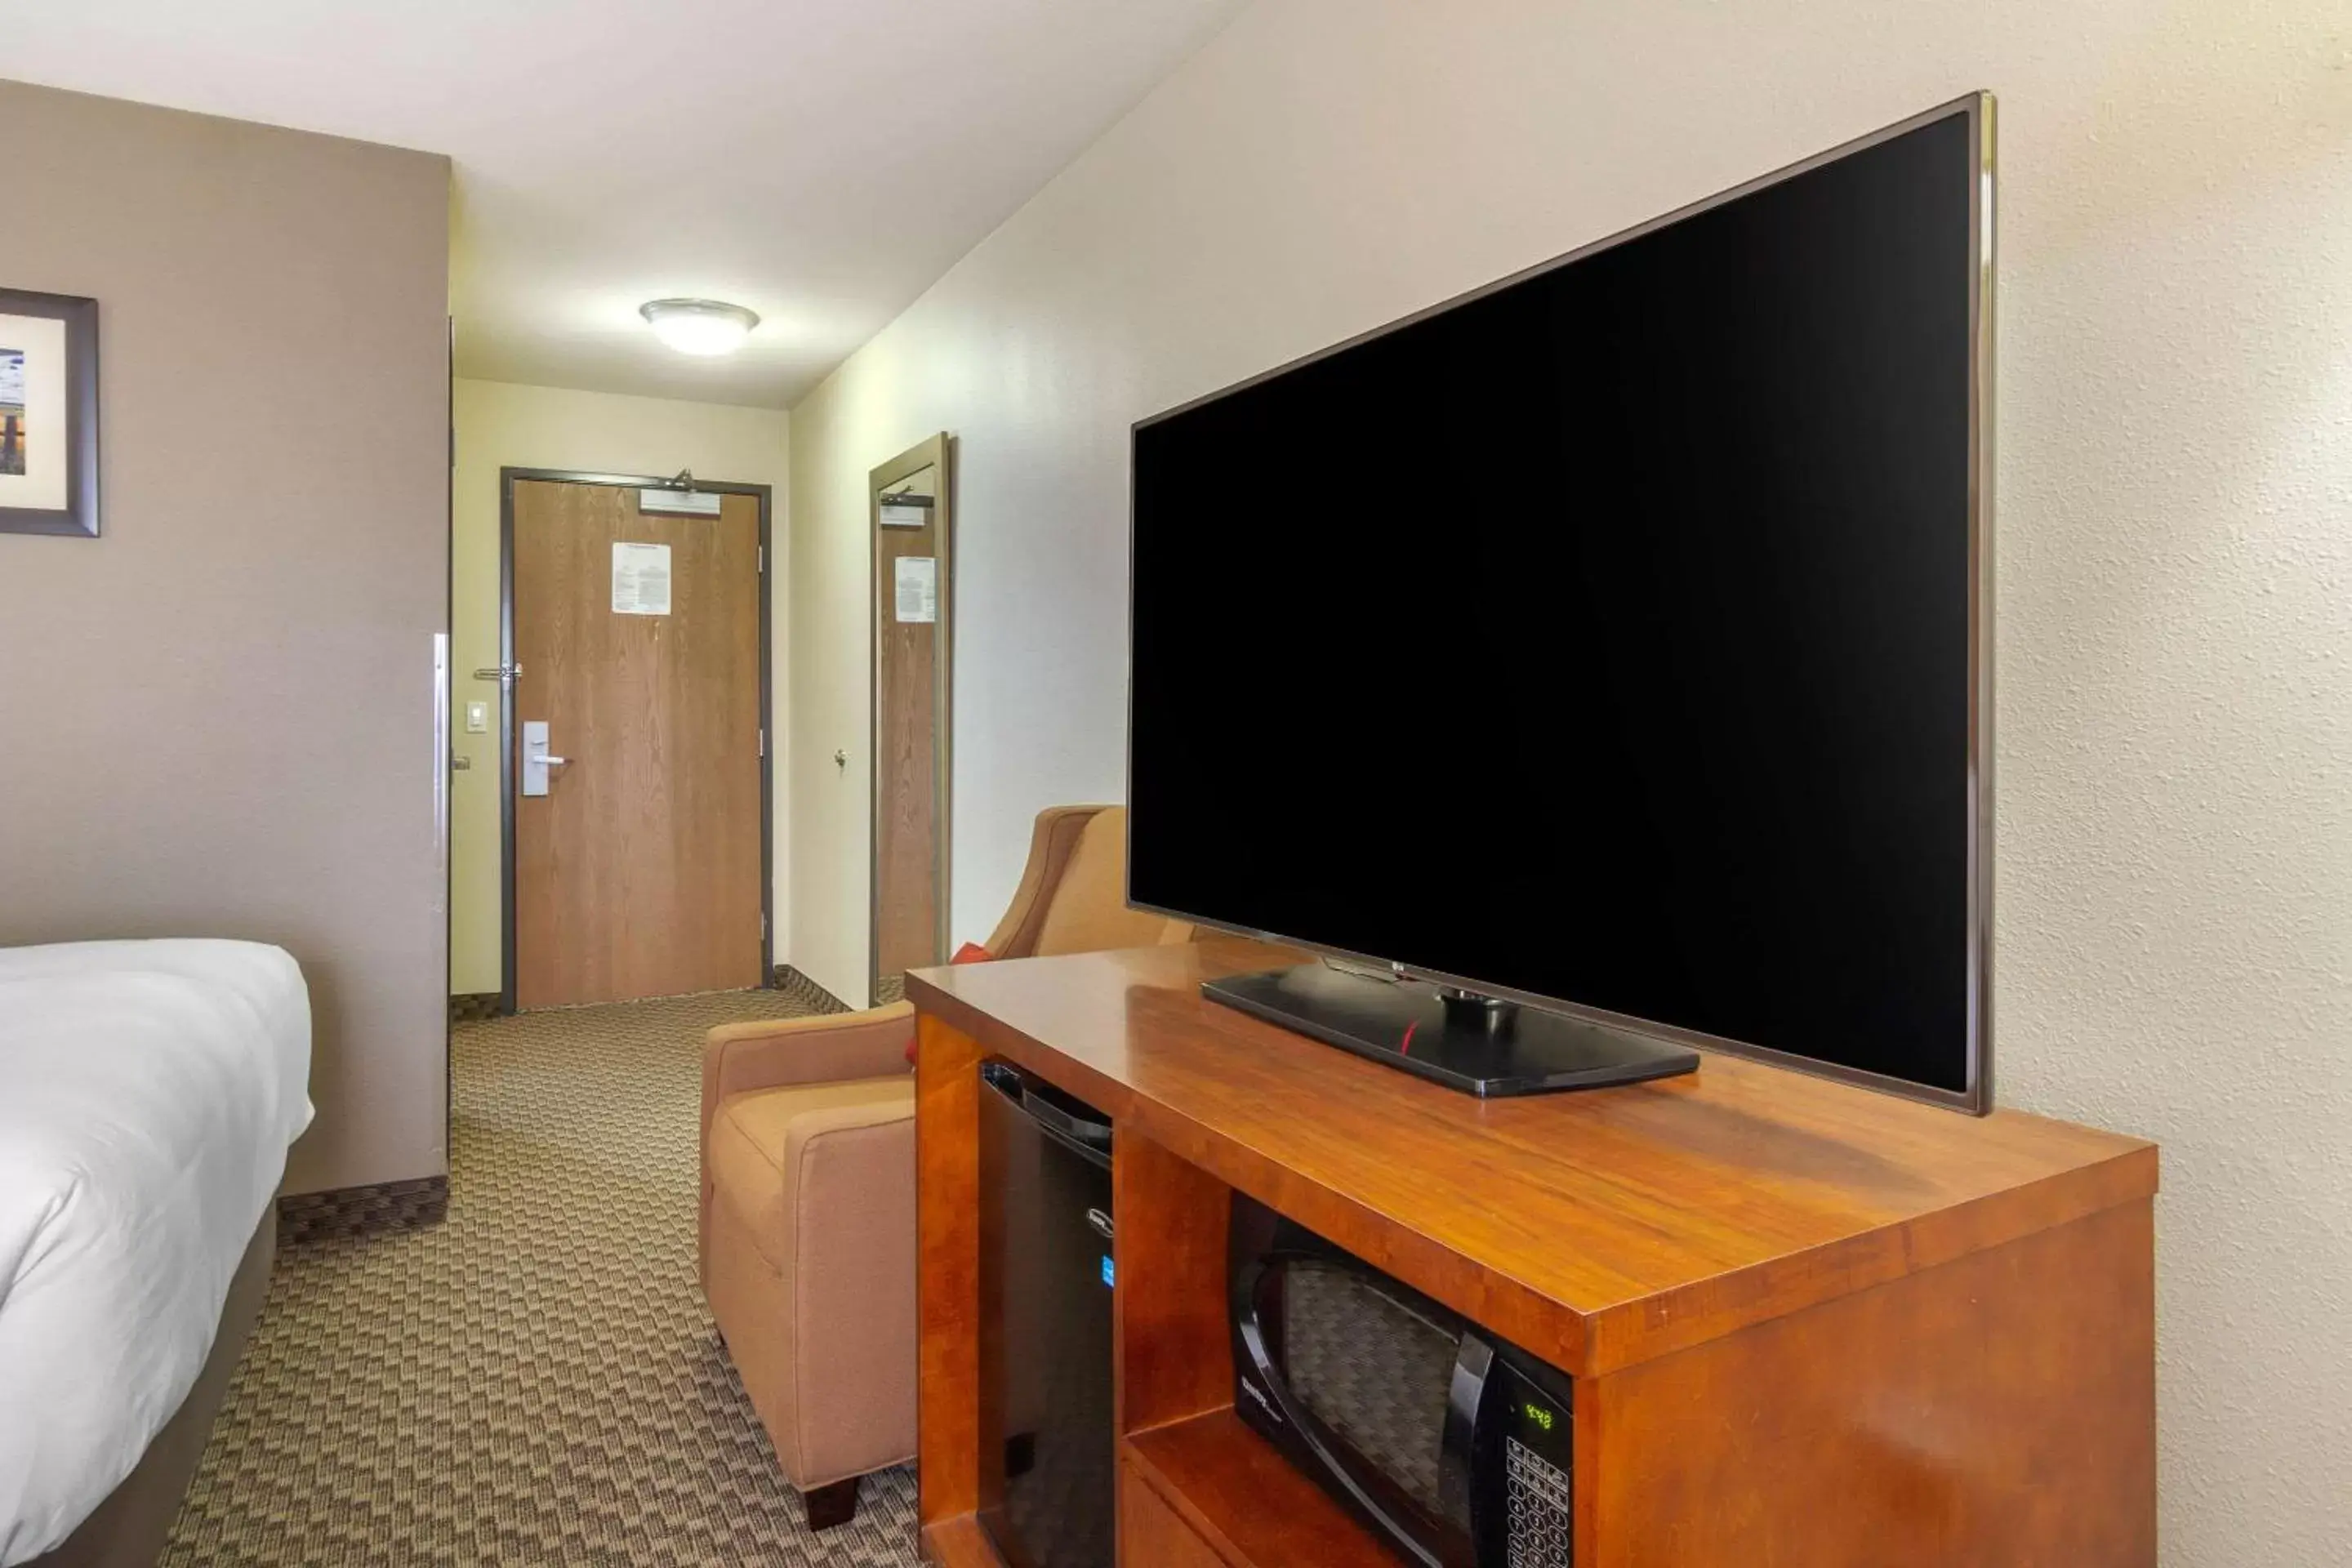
[697,804,1192,1530]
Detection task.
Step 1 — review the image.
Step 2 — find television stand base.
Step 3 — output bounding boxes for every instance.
[1202,962,1699,1098]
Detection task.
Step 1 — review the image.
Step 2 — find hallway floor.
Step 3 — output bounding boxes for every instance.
[164,990,923,1566]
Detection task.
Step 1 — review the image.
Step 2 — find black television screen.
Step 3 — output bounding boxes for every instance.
[1128,97,1993,1110]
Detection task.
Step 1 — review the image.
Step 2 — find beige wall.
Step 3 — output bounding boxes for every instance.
[786,2,2352,1560]
[0,81,452,1195]
[448,377,790,996]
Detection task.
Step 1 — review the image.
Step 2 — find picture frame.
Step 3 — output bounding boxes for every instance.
[0,288,100,537]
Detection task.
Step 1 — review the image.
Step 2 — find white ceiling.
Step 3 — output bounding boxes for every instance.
[1,0,1249,408]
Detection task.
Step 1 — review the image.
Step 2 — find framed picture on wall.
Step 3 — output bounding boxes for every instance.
[0,288,100,537]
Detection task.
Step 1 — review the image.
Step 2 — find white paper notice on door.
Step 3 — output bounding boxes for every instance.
[612,542,673,615]
[894,555,938,624]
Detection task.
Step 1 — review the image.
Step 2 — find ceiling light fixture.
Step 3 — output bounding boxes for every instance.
[639,298,760,356]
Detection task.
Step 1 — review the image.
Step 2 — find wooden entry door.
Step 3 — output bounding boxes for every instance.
[510,478,764,1009]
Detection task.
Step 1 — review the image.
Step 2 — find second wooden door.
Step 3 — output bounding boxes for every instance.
[871,437,952,1004]
[511,477,764,1009]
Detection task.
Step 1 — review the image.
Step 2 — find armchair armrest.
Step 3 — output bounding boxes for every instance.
[702,1002,916,1150]
[786,1107,920,1482]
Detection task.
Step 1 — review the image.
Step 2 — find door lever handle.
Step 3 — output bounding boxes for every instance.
[519,719,566,796]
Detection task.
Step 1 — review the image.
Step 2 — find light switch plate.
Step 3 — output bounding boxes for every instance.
[465,702,488,733]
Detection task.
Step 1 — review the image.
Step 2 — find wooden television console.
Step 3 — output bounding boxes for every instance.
[909,940,2158,1567]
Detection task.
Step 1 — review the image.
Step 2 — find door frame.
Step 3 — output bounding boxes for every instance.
[497,466,776,1016]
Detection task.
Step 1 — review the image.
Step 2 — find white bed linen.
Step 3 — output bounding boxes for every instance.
[0,940,312,1565]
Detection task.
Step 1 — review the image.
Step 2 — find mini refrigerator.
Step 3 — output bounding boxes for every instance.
[979,1062,1116,1568]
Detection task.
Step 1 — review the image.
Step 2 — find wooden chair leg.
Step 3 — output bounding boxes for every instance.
[803,1476,859,1531]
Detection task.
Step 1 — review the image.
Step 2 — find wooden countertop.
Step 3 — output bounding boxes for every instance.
[907,940,2157,1377]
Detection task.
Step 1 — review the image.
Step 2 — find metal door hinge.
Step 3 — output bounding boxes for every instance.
[756,546,764,572]
[474,662,523,689]
[758,730,766,758]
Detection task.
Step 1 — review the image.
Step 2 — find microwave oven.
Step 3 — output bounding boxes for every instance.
[1229,1196,1575,1567]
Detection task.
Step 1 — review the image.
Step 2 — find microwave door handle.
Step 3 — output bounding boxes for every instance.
[1441,1332,1500,1548]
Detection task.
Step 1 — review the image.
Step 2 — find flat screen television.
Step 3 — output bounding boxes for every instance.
[1128,94,1995,1112]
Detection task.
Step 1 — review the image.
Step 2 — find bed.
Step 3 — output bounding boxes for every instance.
[0,940,312,1568]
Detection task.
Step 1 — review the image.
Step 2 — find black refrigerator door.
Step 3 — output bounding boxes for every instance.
[982,1067,1116,1568]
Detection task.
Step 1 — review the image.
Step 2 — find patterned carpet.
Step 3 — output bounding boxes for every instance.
[163,991,924,1566]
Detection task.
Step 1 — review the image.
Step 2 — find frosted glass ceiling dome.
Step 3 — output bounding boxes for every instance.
[639,298,760,356]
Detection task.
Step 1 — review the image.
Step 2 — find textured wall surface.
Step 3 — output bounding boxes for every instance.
[448,379,790,996]
[0,81,452,1195]
[786,2,2352,1559]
